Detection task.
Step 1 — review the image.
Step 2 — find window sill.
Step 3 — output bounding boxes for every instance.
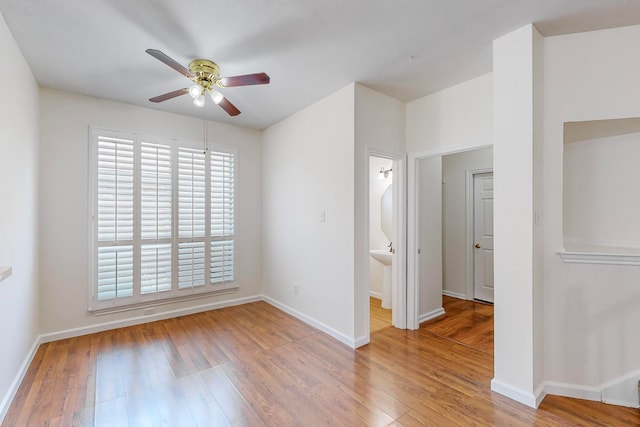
[90,286,239,316]
[558,244,640,266]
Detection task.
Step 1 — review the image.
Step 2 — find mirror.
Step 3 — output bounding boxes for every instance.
[381,184,392,241]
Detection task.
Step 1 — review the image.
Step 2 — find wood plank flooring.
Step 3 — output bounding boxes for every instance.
[421,295,494,354]
[370,297,392,333]
[3,299,639,426]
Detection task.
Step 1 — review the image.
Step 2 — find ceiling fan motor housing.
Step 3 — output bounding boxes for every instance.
[189,59,220,90]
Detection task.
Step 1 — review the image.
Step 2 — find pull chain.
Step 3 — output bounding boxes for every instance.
[203,95,209,155]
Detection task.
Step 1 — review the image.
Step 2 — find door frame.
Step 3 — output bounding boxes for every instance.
[407,143,492,330]
[465,168,494,300]
[366,148,406,331]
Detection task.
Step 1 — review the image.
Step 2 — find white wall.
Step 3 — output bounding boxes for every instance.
[406,73,492,154]
[442,147,493,298]
[38,88,263,334]
[262,84,356,344]
[543,24,640,405]
[564,131,640,246]
[0,12,40,419]
[491,24,544,408]
[354,84,405,339]
[369,156,393,297]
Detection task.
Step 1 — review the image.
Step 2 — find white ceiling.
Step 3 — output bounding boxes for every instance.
[2,0,640,130]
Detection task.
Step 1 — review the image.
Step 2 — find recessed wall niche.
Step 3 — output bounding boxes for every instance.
[563,117,640,257]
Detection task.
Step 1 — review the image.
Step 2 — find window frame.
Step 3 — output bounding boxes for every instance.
[88,127,237,313]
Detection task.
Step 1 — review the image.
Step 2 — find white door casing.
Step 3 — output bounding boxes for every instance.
[473,172,494,303]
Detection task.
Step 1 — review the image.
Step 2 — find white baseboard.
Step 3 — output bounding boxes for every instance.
[354,334,370,348]
[600,368,640,408]
[0,336,40,424]
[491,378,540,408]
[442,290,467,300]
[542,372,640,409]
[543,381,601,403]
[262,296,357,348]
[39,295,262,344]
[369,291,382,300]
[418,307,445,324]
[534,382,547,408]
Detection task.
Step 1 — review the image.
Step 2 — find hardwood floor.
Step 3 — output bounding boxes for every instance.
[370,296,392,333]
[4,299,639,426]
[421,295,494,354]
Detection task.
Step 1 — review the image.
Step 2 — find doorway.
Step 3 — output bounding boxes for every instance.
[368,156,394,333]
[408,145,493,329]
[365,149,407,338]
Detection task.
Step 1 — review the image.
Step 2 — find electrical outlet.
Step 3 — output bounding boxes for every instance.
[293,283,299,295]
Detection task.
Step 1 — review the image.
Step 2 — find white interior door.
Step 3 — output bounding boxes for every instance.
[473,172,494,303]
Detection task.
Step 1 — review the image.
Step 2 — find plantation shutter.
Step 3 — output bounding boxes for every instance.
[91,128,238,311]
[140,141,172,294]
[178,147,207,289]
[210,150,235,284]
[96,135,134,300]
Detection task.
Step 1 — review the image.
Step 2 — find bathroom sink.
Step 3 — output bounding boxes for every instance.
[369,249,392,266]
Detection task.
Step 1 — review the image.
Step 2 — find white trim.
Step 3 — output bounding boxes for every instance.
[541,374,640,409]
[465,168,493,300]
[603,398,638,408]
[600,368,640,408]
[89,287,239,316]
[442,290,467,300]
[262,296,358,348]
[558,251,640,266]
[407,152,419,329]
[354,335,370,348]
[407,143,492,330]
[542,381,601,403]
[534,382,547,408]
[369,291,383,300]
[560,238,640,265]
[490,378,540,408]
[418,307,445,324]
[0,337,40,424]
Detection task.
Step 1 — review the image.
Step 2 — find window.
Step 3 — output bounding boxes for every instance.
[89,128,236,311]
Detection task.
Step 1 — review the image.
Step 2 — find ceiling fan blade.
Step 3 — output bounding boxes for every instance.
[146,49,195,79]
[149,88,188,103]
[217,97,241,116]
[219,72,270,87]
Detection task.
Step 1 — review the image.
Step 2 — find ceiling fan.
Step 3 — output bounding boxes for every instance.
[146,48,270,116]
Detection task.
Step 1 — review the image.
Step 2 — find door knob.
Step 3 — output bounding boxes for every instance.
[475,243,481,249]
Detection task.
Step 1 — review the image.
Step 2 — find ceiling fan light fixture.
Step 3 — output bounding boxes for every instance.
[189,84,203,99]
[209,90,224,104]
[193,94,205,107]
[146,49,269,116]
